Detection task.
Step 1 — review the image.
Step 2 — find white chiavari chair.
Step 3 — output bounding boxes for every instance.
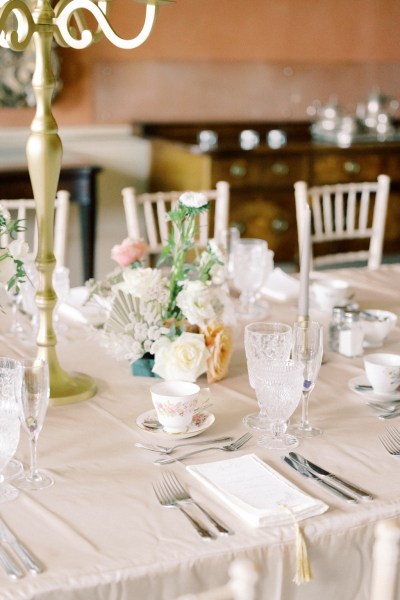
[0,189,70,267]
[121,181,230,263]
[295,174,390,270]
[370,518,400,600]
[175,559,259,600]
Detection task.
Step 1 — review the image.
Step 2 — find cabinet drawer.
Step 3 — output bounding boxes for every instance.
[212,155,309,188]
[312,153,383,183]
[229,191,297,263]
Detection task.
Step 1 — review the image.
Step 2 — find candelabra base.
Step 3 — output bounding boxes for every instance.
[49,371,97,406]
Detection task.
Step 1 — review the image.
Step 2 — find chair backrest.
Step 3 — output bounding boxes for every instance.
[121,181,230,259]
[295,174,390,270]
[175,559,259,600]
[0,190,70,267]
[370,518,400,600]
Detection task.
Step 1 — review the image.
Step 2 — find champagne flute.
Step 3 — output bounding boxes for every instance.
[254,360,304,450]
[15,358,54,490]
[243,322,292,430]
[0,357,22,503]
[290,320,323,437]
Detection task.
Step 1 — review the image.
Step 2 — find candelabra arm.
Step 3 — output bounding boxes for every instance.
[54,0,158,49]
[53,0,107,47]
[0,0,35,50]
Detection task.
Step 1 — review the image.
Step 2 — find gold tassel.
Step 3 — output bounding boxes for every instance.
[281,505,313,585]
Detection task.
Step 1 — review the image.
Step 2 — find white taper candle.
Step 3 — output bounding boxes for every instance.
[298,203,311,318]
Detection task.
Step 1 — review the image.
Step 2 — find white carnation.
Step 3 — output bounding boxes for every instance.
[179,191,208,209]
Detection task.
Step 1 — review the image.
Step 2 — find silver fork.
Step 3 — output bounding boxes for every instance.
[154,432,253,465]
[162,472,234,535]
[379,425,400,455]
[135,436,234,454]
[152,480,216,540]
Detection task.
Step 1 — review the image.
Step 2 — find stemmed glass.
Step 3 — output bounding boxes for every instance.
[0,357,22,503]
[290,320,323,437]
[14,358,54,491]
[233,238,269,319]
[243,322,293,430]
[254,360,304,450]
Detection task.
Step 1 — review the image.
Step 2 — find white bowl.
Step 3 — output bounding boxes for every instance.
[360,309,397,348]
[311,278,350,311]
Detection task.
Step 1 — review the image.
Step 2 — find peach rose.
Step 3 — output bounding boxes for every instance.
[111,238,148,267]
[203,322,233,384]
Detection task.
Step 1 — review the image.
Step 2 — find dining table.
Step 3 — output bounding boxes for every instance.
[1,264,400,600]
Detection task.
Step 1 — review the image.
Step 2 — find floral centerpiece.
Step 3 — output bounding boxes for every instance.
[0,204,28,296]
[88,192,235,383]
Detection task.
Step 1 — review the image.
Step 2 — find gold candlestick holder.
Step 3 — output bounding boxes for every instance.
[0,0,172,405]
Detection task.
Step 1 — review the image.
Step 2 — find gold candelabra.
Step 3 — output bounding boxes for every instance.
[0,0,172,405]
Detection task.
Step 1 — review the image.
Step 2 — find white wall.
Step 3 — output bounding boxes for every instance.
[0,125,152,286]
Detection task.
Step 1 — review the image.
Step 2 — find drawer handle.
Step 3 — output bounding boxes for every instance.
[343,161,361,174]
[271,218,289,233]
[229,162,247,178]
[271,162,289,176]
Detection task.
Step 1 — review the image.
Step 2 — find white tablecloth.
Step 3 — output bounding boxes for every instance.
[1,265,400,600]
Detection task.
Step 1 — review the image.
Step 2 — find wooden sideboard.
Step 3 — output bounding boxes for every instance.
[138,122,400,266]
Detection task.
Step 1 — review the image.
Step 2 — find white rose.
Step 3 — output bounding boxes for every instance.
[179,191,208,209]
[176,280,217,328]
[8,239,29,260]
[152,332,209,382]
[118,267,162,298]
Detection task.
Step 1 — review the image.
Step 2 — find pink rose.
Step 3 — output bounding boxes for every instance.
[111,238,148,267]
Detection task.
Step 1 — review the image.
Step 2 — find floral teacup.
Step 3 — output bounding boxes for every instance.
[150,381,209,433]
[363,353,400,395]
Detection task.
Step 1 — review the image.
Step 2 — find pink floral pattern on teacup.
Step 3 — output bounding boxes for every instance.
[155,398,197,418]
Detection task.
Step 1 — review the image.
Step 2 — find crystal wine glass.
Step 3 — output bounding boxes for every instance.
[243,322,293,430]
[290,320,324,437]
[14,358,54,491]
[254,360,304,450]
[233,238,269,319]
[0,357,22,504]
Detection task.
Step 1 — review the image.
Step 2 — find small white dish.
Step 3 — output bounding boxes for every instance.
[361,309,398,348]
[136,409,215,439]
[348,375,400,401]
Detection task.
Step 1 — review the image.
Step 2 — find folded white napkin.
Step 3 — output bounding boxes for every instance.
[261,268,299,302]
[58,287,106,327]
[187,454,328,528]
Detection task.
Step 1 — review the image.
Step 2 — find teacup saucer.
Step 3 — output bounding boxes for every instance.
[348,375,400,401]
[136,409,215,439]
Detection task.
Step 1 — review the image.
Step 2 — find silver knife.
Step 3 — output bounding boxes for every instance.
[0,545,24,579]
[0,518,43,575]
[288,452,374,501]
[282,456,359,504]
